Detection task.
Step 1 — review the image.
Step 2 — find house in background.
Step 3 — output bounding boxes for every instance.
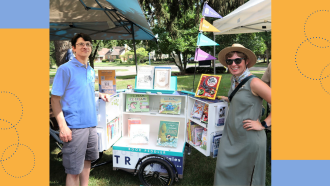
[105,46,126,61]
[96,48,110,62]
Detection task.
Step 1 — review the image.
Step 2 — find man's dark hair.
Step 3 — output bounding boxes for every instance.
[71,33,92,47]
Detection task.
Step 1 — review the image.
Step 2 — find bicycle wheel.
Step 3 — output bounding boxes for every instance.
[138,158,175,186]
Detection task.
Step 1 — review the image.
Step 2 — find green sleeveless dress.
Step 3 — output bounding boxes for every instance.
[214,77,266,186]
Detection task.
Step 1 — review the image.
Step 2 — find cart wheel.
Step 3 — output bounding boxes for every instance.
[138,158,175,186]
[91,151,103,166]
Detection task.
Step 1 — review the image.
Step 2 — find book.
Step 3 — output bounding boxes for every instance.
[154,67,171,90]
[126,94,149,112]
[157,120,180,148]
[107,122,112,143]
[129,124,150,144]
[159,97,181,115]
[193,127,204,146]
[186,120,192,142]
[216,105,227,126]
[98,69,116,95]
[200,104,209,124]
[128,118,142,137]
[212,134,222,158]
[200,128,207,150]
[190,100,205,120]
[195,74,222,100]
[136,66,154,89]
[190,123,202,143]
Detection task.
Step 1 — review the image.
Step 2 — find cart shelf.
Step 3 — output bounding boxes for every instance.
[113,132,186,156]
[123,110,186,119]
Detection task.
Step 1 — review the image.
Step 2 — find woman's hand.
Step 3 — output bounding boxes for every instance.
[242,119,265,131]
[217,96,229,102]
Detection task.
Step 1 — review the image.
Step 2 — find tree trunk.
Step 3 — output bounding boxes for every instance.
[266,49,270,64]
[89,40,100,69]
[54,40,72,67]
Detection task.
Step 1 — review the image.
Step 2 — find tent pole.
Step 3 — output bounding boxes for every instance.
[132,23,138,74]
[213,34,216,75]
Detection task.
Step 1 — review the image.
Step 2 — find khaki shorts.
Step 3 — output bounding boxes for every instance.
[62,127,99,175]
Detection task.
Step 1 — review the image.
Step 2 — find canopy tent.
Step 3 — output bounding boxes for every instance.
[50,0,156,41]
[213,0,271,35]
[50,0,156,72]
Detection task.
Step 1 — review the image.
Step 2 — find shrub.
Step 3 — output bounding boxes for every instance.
[102,59,110,63]
[185,67,228,74]
[114,59,122,63]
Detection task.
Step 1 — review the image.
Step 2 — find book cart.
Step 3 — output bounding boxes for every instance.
[94,90,228,186]
[113,92,187,186]
[186,95,228,157]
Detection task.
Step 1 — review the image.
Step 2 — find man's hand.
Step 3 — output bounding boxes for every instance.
[99,93,110,102]
[59,125,72,142]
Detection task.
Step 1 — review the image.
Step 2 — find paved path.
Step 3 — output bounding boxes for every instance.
[50,64,267,84]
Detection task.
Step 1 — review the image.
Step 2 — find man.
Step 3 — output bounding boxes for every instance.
[261,62,271,87]
[51,33,109,186]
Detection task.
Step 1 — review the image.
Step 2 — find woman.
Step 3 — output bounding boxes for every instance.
[214,44,271,186]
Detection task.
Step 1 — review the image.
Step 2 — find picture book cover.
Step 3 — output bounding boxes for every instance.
[186,120,192,142]
[111,122,115,139]
[154,67,171,90]
[128,118,142,137]
[190,123,202,143]
[126,94,149,112]
[159,97,181,115]
[195,74,222,100]
[193,127,204,146]
[129,124,150,145]
[212,134,222,158]
[98,69,116,95]
[157,120,180,148]
[190,100,205,120]
[200,104,209,124]
[107,122,112,143]
[200,128,207,150]
[216,105,227,126]
[136,66,154,89]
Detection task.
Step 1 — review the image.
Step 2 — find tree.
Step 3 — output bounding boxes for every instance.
[53,40,71,67]
[138,0,250,74]
[258,31,271,64]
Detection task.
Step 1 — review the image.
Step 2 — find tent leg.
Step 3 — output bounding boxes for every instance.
[213,34,216,75]
[192,62,196,92]
[132,23,137,74]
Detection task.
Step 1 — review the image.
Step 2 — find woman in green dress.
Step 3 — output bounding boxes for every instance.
[214,44,271,186]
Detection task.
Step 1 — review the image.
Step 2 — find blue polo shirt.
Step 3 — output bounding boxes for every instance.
[51,58,97,129]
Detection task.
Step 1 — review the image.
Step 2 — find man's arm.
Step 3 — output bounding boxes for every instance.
[51,95,72,142]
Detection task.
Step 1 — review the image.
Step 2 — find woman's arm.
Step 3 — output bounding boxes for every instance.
[243,78,271,130]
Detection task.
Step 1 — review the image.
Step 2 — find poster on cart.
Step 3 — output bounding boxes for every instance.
[113,149,184,175]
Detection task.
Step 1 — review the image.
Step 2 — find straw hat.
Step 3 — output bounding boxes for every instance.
[218,43,257,68]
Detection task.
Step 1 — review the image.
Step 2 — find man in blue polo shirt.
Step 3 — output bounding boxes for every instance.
[51,33,109,186]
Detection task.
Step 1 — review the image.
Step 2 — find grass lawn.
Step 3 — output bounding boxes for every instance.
[50,71,271,186]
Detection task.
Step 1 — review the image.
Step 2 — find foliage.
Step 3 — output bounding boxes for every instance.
[102,59,109,63]
[138,0,251,74]
[202,32,267,57]
[114,59,122,63]
[120,47,148,64]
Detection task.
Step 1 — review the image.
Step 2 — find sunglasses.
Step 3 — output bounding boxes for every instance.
[225,58,245,65]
